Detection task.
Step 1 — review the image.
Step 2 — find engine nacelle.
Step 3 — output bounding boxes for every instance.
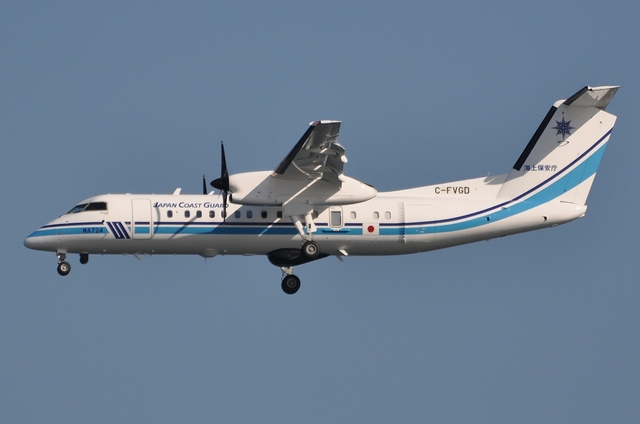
[228,171,377,206]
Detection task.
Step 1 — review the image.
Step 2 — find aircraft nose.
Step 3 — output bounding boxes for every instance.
[24,233,38,250]
[24,223,62,252]
[24,229,50,251]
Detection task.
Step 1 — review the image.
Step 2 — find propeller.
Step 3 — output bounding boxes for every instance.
[210,141,229,222]
[202,175,207,195]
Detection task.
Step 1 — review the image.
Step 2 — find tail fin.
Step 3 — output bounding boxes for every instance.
[497,86,619,205]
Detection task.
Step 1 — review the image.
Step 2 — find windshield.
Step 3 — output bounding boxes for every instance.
[66,202,107,214]
[67,204,88,214]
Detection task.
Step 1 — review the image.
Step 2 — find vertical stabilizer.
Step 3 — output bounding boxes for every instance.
[497,86,618,205]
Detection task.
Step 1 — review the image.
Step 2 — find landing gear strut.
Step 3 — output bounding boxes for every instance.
[280,267,301,295]
[290,213,321,260]
[56,252,71,276]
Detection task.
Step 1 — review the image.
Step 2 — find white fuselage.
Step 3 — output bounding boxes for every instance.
[24,174,588,259]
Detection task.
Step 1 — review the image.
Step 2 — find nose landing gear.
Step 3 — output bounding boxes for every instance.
[57,262,71,276]
[56,252,71,276]
[55,252,88,276]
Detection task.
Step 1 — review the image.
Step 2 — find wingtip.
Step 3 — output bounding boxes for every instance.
[309,120,342,126]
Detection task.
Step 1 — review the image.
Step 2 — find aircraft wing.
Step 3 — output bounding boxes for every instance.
[272,121,346,187]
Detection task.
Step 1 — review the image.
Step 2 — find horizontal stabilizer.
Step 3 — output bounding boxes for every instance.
[563,86,619,110]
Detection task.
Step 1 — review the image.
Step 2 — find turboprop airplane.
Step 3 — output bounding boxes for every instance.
[24,86,619,294]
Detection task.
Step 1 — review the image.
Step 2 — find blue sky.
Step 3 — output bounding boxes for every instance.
[3,1,639,422]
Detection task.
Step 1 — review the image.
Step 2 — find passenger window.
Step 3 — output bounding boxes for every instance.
[261,210,268,219]
[234,210,241,219]
[196,210,202,218]
[185,210,190,218]
[385,211,391,220]
[167,210,173,218]
[209,210,215,218]
[373,211,379,220]
[246,210,253,219]
[277,211,282,219]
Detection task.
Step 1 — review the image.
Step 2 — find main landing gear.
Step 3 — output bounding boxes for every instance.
[301,240,320,259]
[272,212,323,294]
[280,267,301,295]
[55,252,90,276]
[278,240,320,295]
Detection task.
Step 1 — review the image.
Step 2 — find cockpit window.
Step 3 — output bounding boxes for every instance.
[67,204,88,214]
[85,202,107,211]
[67,202,108,214]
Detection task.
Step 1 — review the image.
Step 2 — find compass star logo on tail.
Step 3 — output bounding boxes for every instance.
[552,114,575,141]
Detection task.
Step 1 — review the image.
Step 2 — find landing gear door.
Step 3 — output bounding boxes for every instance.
[132,199,153,239]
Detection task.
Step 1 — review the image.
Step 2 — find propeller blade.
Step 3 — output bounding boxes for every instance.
[210,142,229,192]
[210,142,230,223]
[202,175,207,195]
[221,190,228,223]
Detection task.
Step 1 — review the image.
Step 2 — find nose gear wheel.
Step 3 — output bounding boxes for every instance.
[57,261,71,276]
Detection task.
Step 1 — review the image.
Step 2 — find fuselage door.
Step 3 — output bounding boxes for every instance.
[329,206,343,228]
[131,198,153,239]
[403,203,435,243]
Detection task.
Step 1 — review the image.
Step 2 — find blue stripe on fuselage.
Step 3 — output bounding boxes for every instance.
[425,141,608,234]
